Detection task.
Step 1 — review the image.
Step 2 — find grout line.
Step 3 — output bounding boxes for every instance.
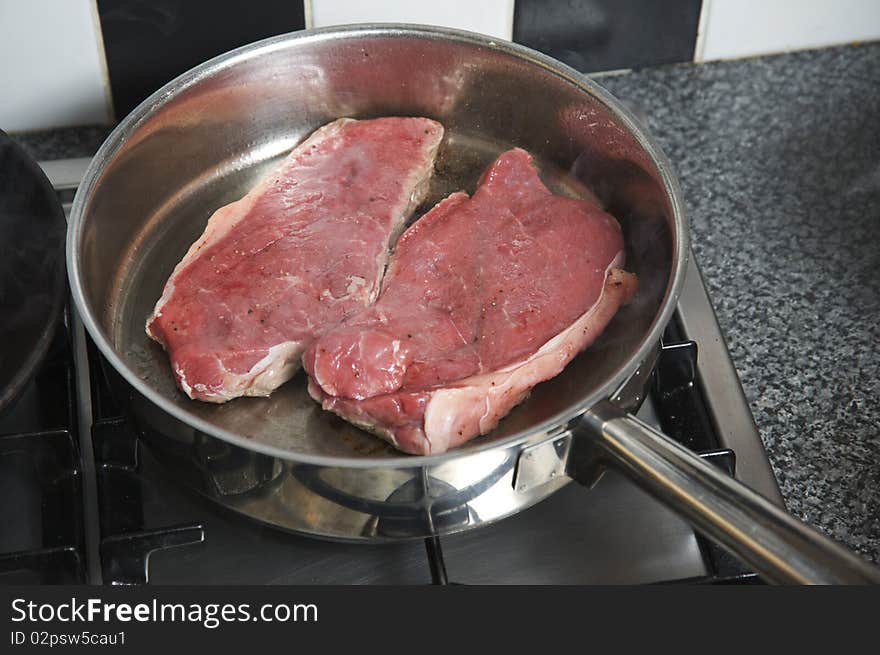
[303,0,314,29]
[503,0,515,41]
[88,0,116,124]
[693,0,712,63]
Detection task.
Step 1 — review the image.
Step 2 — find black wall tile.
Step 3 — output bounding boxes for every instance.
[98,0,305,120]
[514,0,702,73]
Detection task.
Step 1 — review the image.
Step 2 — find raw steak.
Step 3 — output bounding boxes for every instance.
[304,148,637,454]
[146,117,444,402]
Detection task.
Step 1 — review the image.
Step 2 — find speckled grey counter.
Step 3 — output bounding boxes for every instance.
[599,43,880,564]
[12,125,112,161]
[11,42,880,566]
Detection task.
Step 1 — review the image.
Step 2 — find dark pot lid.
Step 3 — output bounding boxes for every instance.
[0,130,67,416]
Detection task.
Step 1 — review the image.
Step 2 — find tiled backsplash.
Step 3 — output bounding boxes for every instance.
[96,0,306,118]
[696,0,880,61]
[0,1,112,132]
[2,0,879,132]
[513,0,703,74]
[307,0,515,39]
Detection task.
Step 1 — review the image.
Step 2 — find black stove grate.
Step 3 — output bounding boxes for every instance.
[0,313,86,584]
[412,326,757,586]
[86,321,760,585]
[0,294,760,585]
[0,162,769,585]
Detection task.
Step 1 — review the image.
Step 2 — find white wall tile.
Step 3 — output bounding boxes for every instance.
[307,0,515,40]
[0,0,111,133]
[696,0,880,62]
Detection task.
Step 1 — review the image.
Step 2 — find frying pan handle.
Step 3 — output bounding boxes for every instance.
[569,400,880,584]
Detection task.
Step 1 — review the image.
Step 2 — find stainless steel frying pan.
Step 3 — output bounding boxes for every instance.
[67,25,880,583]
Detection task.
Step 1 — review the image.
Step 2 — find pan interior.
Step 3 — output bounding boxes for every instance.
[77,30,677,462]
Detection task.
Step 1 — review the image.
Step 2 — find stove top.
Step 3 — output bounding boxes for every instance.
[0,158,783,585]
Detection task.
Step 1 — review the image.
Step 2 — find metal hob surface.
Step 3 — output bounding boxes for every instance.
[0,158,781,585]
[148,449,708,585]
[89,324,751,585]
[95,392,708,585]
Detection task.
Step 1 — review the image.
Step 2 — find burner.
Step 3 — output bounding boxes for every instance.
[291,456,513,538]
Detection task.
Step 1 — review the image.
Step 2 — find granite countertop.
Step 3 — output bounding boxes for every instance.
[12,42,880,566]
[599,43,880,564]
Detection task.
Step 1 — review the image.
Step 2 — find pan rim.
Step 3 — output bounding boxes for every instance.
[67,23,689,469]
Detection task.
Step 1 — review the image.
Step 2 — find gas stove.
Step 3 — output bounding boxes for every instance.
[0,158,782,585]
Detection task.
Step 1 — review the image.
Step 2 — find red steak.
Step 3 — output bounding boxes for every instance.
[146,117,443,402]
[304,148,637,454]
